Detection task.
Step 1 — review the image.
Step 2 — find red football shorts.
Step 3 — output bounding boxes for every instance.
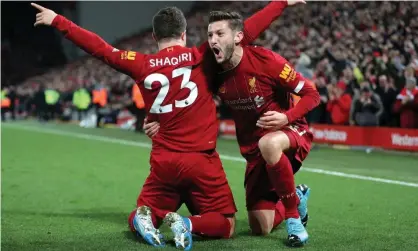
[136,149,237,220]
[245,125,312,211]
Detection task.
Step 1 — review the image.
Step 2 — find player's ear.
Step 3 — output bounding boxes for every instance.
[152,32,157,42]
[180,31,186,41]
[234,31,244,44]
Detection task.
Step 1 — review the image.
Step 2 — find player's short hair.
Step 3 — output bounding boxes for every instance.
[152,7,187,41]
[208,10,244,31]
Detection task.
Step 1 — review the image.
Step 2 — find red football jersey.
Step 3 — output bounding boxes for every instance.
[216,45,319,159]
[134,45,219,151]
[51,1,290,152]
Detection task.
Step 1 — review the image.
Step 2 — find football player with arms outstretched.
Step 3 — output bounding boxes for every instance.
[31,1,305,250]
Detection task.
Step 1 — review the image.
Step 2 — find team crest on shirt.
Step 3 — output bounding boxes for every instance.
[248,77,257,93]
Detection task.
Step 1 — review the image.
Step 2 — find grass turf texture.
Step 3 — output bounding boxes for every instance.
[2,121,418,250]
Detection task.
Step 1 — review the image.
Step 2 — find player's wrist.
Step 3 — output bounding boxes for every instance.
[284,111,293,125]
[51,14,63,28]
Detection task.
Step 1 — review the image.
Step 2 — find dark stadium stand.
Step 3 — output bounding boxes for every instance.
[2,1,418,128]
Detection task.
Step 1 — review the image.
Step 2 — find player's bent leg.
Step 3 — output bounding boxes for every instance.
[128,156,182,247]
[183,150,237,240]
[258,131,308,246]
[188,213,235,239]
[258,131,291,165]
[247,198,286,235]
[245,159,286,236]
[163,212,235,250]
[248,210,275,235]
[258,131,300,219]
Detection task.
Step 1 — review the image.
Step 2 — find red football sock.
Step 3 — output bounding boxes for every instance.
[273,200,285,229]
[266,154,299,219]
[188,212,231,239]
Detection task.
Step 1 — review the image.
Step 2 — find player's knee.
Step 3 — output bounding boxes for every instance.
[259,132,289,164]
[259,132,289,153]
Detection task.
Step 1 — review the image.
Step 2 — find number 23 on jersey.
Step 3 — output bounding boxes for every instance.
[144,66,198,114]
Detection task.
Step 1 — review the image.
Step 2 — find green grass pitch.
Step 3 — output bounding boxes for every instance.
[2,121,418,250]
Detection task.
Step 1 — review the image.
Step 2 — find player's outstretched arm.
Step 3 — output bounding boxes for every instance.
[274,54,320,124]
[198,0,305,53]
[31,3,141,77]
[241,0,305,45]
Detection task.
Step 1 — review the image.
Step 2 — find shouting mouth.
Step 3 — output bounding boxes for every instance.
[212,47,223,60]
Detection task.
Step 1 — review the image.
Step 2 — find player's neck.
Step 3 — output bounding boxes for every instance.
[158,40,184,51]
[221,46,243,71]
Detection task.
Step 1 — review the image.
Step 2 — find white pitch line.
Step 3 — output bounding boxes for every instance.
[4,123,418,188]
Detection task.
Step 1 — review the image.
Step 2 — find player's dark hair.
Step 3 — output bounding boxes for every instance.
[208,10,244,31]
[152,7,187,41]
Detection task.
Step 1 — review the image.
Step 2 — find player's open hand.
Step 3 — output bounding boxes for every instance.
[143,118,160,138]
[287,0,306,6]
[31,3,57,27]
[256,111,289,131]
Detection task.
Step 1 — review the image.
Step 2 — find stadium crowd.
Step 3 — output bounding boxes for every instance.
[2,1,418,128]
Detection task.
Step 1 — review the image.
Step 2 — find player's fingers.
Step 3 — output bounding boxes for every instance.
[145,123,159,132]
[34,20,42,27]
[148,124,159,132]
[31,3,47,11]
[148,126,159,137]
[143,123,151,130]
[36,13,42,18]
[265,121,279,126]
[144,127,153,136]
[263,111,276,116]
[256,123,274,130]
[142,118,148,129]
[144,121,158,130]
[257,120,277,127]
[145,132,154,138]
[258,115,276,122]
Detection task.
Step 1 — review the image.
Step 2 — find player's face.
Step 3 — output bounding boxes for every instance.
[208,21,237,63]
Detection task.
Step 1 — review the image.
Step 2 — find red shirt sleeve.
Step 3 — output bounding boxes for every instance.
[198,1,288,53]
[51,15,144,78]
[240,1,288,45]
[272,52,320,123]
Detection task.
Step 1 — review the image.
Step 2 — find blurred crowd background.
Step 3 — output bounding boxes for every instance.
[2,1,418,130]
